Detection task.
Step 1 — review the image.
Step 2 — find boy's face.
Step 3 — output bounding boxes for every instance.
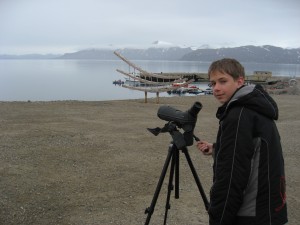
[209,70,244,104]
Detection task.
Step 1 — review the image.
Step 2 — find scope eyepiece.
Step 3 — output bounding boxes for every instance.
[188,101,202,118]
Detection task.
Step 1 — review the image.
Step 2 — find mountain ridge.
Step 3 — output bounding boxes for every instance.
[181,45,300,64]
[1,45,299,64]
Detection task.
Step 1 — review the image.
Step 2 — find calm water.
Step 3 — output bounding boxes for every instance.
[0,59,299,101]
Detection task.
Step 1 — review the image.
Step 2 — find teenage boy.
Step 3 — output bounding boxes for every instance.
[197,58,288,225]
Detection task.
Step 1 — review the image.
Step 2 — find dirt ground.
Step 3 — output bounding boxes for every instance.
[0,94,299,225]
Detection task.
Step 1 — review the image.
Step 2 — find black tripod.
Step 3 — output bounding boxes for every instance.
[144,127,210,225]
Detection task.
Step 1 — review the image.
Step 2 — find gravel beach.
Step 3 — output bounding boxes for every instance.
[0,94,299,225]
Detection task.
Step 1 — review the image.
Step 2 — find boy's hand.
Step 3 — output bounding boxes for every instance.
[197,141,213,155]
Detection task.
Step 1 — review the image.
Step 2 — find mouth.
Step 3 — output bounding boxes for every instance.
[214,94,223,98]
[214,93,226,102]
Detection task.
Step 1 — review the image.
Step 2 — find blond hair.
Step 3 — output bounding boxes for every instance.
[208,58,245,80]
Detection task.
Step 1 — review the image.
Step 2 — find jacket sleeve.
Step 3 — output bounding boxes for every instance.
[209,107,256,225]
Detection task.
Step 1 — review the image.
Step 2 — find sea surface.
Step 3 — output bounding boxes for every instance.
[1,59,299,101]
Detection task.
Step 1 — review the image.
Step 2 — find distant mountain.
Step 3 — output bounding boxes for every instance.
[181,45,300,64]
[59,48,115,59]
[58,45,300,63]
[115,47,193,60]
[1,45,300,64]
[57,46,193,60]
[0,54,61,59]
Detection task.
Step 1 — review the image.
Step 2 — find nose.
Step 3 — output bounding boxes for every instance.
[213,82,220,92]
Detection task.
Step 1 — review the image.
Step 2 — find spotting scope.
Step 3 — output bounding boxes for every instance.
[149,101,202,148]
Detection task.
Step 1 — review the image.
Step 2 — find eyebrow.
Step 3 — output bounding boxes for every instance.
[210,76,228,82]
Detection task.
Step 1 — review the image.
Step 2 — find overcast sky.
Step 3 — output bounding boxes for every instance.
[0,0,299,54]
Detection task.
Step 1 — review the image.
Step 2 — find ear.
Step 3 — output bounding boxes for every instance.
[237,76,245,87]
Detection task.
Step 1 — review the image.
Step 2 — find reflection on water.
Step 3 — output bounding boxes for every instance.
[0,60,299,101]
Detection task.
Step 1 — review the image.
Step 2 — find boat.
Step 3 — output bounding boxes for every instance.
[122,79,194,93]
[113,79,124,85]
[114,51,196,103]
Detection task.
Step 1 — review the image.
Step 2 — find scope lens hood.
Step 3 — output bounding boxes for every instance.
[157,101,202,124]
[157,105,187,123]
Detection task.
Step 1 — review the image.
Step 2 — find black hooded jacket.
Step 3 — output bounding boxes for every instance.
[209,84,288,225]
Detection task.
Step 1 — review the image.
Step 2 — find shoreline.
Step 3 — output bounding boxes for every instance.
[1,77,299,103]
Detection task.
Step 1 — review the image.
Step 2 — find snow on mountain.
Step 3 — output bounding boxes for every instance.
[151,40,177,48]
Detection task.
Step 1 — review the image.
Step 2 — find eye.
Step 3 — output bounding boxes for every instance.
[208,82,215,87]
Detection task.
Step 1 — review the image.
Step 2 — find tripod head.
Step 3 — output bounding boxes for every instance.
[147,101,202,149]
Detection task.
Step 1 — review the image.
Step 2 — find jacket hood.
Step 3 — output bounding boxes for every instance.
[216,84,279,120]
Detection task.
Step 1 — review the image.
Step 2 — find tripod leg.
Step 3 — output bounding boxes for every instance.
[175,147,180,199]
[182,147,210,211]
[163,146,177,225]
[144,144,174,225]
